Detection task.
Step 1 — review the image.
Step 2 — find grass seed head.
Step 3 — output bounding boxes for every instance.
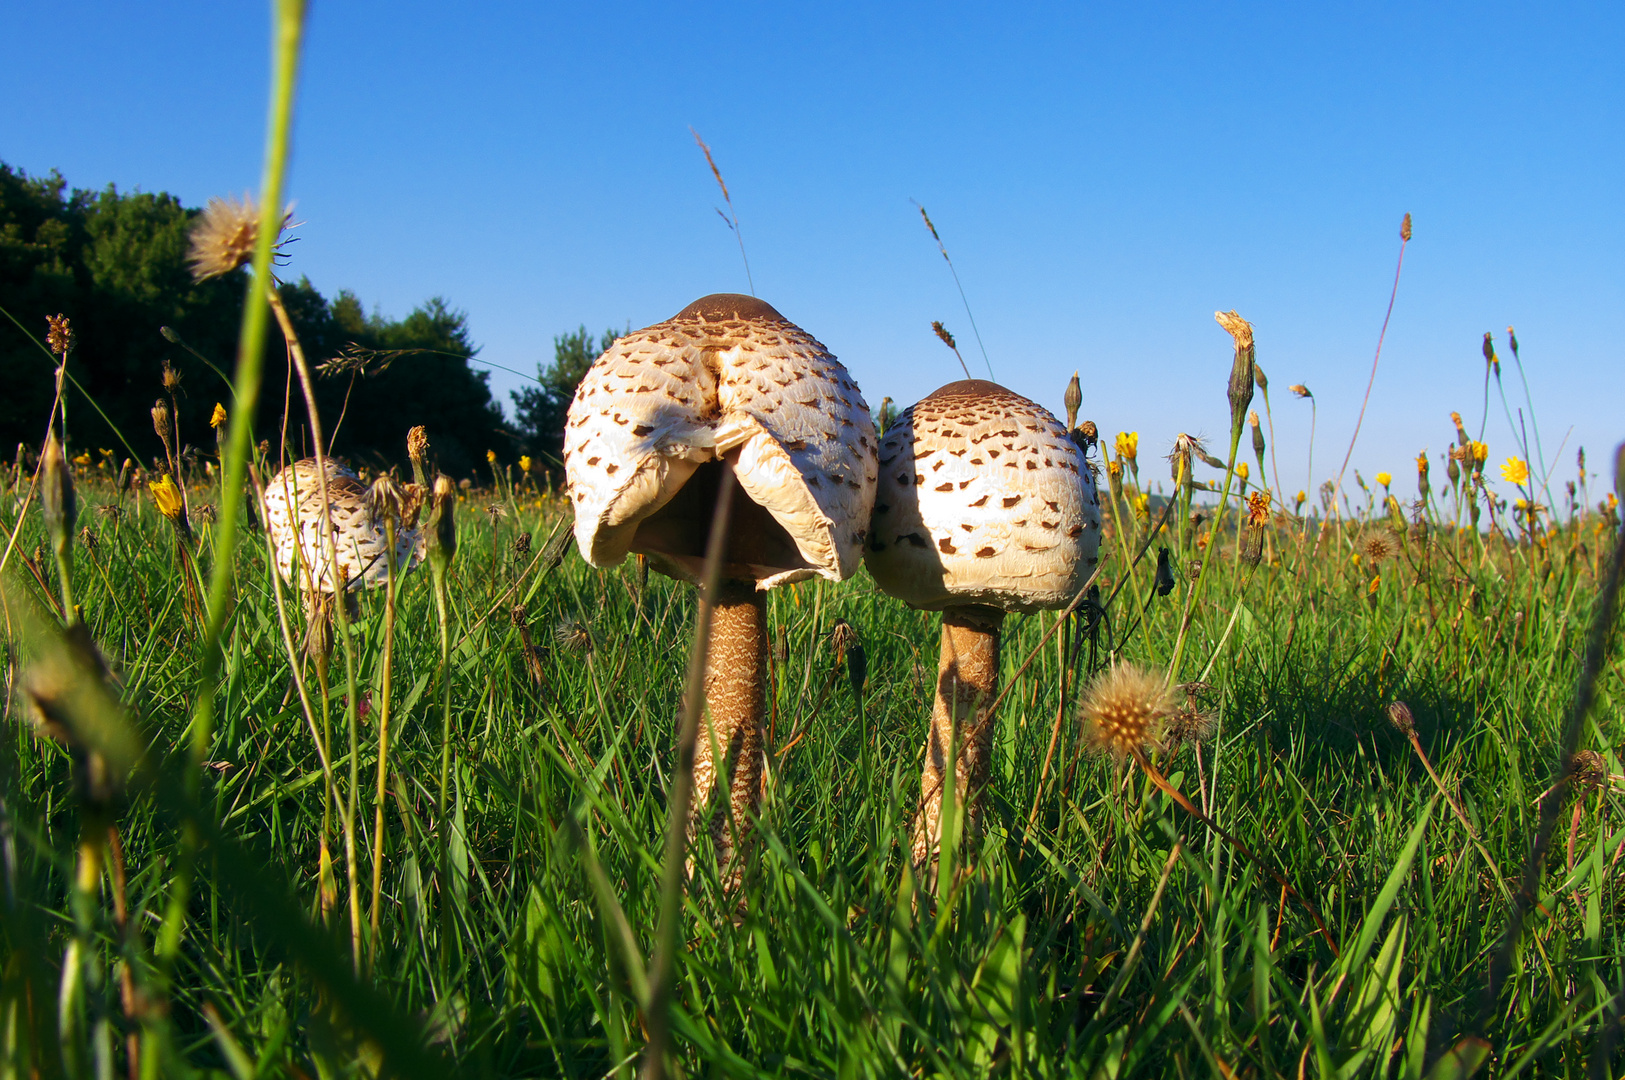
[931,321,956,350]
[1079,663,1179,759]
[45,313,75,357]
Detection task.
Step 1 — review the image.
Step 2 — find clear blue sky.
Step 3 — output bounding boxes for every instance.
[5,1,1621,502]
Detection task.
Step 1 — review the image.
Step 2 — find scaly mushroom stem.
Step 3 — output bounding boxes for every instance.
[913,604,1004,868]
[692,579,767,880]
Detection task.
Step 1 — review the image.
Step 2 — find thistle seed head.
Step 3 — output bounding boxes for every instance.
[1079,663,1179,759]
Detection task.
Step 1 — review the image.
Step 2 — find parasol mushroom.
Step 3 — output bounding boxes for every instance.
[866,380,1101,871]
[564,293,877,876]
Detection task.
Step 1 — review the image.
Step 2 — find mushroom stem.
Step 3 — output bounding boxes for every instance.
[913,604,1004,869]
[692,579,767,879]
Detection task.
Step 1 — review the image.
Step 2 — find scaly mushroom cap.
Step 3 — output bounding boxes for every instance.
[262,459,422,593]
[866,380,1101,613]
[564,294,877,589]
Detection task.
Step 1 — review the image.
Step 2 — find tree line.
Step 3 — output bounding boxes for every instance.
[1,162,608,480]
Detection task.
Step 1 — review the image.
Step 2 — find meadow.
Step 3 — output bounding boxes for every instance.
[3,4,1624,1076]
[2,366,1623,1078]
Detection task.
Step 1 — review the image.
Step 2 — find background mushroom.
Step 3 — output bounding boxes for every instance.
[564,293,877,876]
[865,379,1101,871]
[261,458,424,658]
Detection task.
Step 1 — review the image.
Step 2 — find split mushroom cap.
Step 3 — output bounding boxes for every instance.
[564,293,878,589]
[262,458,422,593]
[866,379,1101,613]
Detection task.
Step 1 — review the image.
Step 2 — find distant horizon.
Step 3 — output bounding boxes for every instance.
[4,2,1620,502]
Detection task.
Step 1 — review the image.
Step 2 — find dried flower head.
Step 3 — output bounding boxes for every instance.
[46,314,75,357]
[192,503,217,526]
[187,194,292,281]
[1570,750,1607,791]
[79,526,98,553]
[161,359,183,394]
[151,400,172,445]
[931,321,956,350]
[1400,213,1412,242]
[485,501,507,524]
[830,618,859,656]
[512,531,532,559]
[1362,533,1395,564]
[554,616,593,654]
[1386,701,1416,736]
[1164,707,1218,751]
[1289,384,1312,399]
[1079,663,1179,759]
[368,475,405,524]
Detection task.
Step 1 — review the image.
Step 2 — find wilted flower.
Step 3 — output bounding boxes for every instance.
[1246,491,1271,527]
[1289,384,1312,399]
[1079,663,1179,759]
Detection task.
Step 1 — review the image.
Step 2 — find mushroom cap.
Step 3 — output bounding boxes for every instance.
[262,458,422,593]
[564,293,877,589]
[866,380,1102,614]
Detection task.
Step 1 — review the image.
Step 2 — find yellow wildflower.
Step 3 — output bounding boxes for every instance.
[1115,431,1138,462]
[149,474,185,520]
[1132,493,1149,518]
[1470,441,1488,465]
[1375,471,1391,488]
[1499,457,1529,485]
[486,450,498,466]
[210,402,228,429]
[518,455,532,475]
[72,452,91,468]
[1236,461,1249,480]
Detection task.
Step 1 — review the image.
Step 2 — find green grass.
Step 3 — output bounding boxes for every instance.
[2,458,1622,1077]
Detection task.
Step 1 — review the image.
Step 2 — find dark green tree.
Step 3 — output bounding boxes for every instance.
[1,161,508,478]
[511,325,621,471]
